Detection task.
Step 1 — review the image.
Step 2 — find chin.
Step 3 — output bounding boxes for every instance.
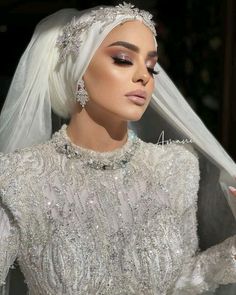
[119,108,146,122]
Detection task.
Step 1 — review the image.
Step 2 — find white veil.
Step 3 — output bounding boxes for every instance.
[0,4,236,295]
[151,63,236,217]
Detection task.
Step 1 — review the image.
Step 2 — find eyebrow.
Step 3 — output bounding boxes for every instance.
[107,41,158,58]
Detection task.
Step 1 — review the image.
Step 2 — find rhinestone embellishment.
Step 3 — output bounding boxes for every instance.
[56,2,156,62]
[52,125,140,170]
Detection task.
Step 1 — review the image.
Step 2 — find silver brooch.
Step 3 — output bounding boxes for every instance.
[56,2,156,63]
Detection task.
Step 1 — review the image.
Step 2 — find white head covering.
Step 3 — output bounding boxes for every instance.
[0,3,236,221]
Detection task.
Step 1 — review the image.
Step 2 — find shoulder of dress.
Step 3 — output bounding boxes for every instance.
[164,141,199,161]
[1,140,53,166]
[139,141,200,210]
[0,140,55,186]
[139,140,198,165]
[0,141,54,222]
[139,141,199,188]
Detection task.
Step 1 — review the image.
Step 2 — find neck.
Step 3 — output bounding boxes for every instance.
[67,107,128,152]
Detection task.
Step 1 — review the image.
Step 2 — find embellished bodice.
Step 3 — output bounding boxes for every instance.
[0,126,236,295]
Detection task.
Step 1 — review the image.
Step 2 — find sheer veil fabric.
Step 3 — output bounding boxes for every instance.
[0,4,236,295]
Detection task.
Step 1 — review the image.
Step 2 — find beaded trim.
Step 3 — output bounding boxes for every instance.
[56,2,156,62]
[51,125,140,170]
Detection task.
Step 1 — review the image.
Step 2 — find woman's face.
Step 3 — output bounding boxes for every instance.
[83,20,158,122]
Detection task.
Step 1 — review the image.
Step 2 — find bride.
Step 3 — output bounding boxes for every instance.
[0,3,236,294]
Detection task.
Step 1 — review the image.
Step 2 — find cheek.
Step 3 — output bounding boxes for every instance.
[85,61,132,105]
[88,63,128,92]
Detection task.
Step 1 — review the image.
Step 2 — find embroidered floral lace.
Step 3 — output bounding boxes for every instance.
[0,125,236,295]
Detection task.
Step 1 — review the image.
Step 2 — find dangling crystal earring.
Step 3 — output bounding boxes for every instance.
[76,79,89,108]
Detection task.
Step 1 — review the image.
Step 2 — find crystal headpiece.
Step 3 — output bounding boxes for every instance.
[56,2,156,63]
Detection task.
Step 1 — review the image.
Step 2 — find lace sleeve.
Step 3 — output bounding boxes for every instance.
[170,145,236,294]
[0,153,20,288]
[173,235,236,294]
[0,205,19,288]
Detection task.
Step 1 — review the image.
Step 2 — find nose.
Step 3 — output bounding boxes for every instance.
[132,64,150,86]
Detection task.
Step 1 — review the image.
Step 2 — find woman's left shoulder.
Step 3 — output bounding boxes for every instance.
[140,140,199,170]
[164,141,199,166]
[140,141,200,211]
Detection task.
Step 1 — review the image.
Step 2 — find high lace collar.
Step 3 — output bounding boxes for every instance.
[51,125,141,170]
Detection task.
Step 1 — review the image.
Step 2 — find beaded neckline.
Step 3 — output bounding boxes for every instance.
[51,125,140,170]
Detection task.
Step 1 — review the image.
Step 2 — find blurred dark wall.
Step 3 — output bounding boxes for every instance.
[221,0,236,161]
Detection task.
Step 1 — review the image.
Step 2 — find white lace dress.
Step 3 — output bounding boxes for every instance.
[0,125,236,295]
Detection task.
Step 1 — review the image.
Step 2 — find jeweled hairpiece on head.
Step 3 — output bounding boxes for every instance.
[56,2,156,63]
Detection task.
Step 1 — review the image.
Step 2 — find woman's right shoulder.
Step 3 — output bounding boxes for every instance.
[0,141,57,223]
[0,141,54,183]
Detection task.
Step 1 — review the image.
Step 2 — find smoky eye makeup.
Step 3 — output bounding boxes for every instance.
[147,67,159,75]
[146,60,159,75]
[109,49,159,75]
[111,52,133,65]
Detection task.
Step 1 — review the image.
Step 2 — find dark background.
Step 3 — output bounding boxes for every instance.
[0,0,236,294]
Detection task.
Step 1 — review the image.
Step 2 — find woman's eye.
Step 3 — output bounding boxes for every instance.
[112,56,159,76]
[147,67,159,76]
[112,57,133,65]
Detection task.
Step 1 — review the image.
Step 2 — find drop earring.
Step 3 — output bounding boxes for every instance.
[76,79,89,108]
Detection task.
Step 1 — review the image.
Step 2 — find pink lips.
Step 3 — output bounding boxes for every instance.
[125,89,147,106]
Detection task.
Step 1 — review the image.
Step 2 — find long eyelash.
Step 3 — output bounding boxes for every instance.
[147,68,159,75]
[112,57,160,76]
[112,57,133,65]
